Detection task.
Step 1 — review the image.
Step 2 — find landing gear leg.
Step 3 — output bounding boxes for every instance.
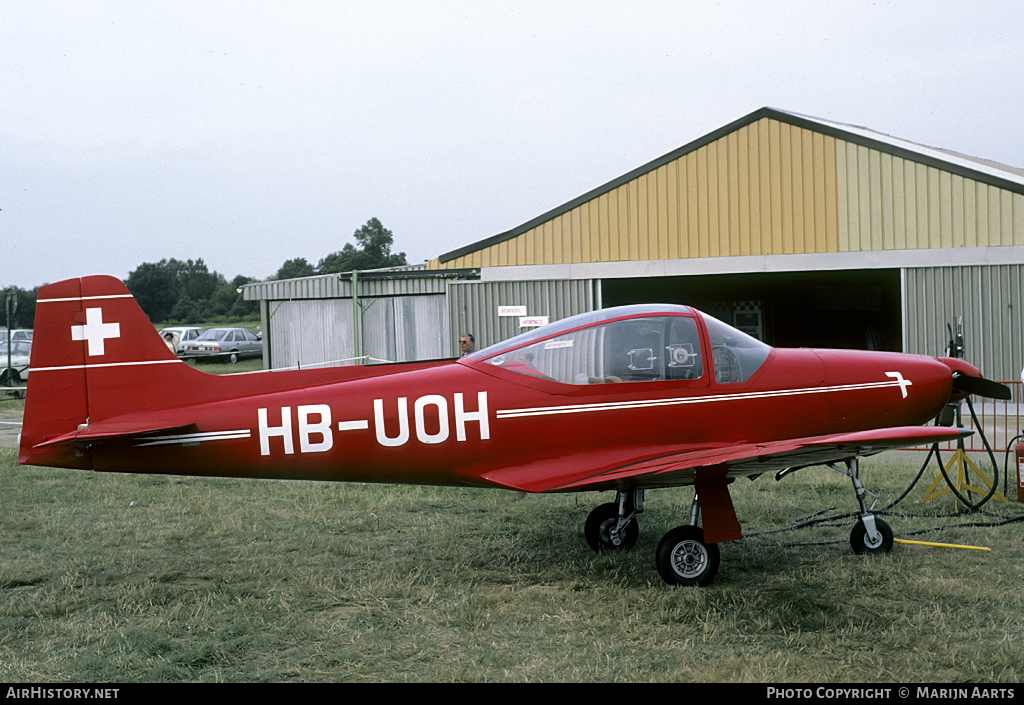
[655,493,721,586]
[584,489,643,552]
[836,457,894,555]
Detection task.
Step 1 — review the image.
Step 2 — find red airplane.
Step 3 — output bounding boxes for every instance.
[19,275,1007,586]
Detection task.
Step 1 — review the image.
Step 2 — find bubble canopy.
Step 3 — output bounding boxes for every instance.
[468,304,771,385]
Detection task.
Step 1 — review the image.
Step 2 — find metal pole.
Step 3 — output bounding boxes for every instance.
[351,270,362,364]
[4,289,14,387]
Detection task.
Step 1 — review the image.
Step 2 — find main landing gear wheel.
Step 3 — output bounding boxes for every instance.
[655,526,720,586]
[584,502,639,552]
[850,516,894,555]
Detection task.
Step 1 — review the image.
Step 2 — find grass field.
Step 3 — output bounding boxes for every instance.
[3,413,1024,683]
[184,355,265,374]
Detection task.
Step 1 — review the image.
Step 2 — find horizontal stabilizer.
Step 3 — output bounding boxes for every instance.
[34,420,198,449]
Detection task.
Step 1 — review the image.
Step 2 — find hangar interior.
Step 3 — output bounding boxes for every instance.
[600,269,902,351]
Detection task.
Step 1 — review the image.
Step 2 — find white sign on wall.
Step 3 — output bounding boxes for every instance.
[498,305,527,317]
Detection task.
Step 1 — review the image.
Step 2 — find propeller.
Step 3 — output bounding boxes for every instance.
[944,317,1012,400]
[926,317,1008,511]
[951,372,1011,400]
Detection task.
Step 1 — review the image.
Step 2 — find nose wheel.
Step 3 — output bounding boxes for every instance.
[850,515,893,555]
[834,457,895,556]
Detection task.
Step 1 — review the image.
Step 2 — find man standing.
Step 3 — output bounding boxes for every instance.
[459,333,475,357]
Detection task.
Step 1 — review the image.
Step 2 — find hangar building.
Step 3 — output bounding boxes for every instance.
[430,107,1024,382]
[241,266,478,370]
[246,107,1024,381]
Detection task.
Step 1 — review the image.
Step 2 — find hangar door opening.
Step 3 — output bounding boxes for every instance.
[600,269,902,352]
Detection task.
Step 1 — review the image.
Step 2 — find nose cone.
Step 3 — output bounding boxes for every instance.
[815,349,954,428]
[939,357,982,380]
[939,357,978,402]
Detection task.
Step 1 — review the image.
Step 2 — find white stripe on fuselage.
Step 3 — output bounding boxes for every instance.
[495,380,907,419]
[133,429,253,447]
[37,294,134,304]
[31,359,182,373]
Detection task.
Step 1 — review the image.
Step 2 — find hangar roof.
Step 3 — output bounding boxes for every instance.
[434,106,1024,267]
[241,263,478,301]
[791,109,1024,184]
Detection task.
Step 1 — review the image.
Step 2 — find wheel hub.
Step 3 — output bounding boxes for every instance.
[863,530,883,549]
[671,540,707,578]
[599,519,621,546]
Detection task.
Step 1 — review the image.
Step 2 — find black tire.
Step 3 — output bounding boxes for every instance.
[228,351,239,364]
[850,517,894,555]
[0,368,17,385]
[584,502,639,552]
[655,526,720,586]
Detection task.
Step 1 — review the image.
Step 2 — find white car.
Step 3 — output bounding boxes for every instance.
[1,339,31,384]
[1,328,32,342]
[158,327,206,356]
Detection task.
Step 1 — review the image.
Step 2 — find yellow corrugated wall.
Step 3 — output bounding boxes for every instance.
[431,117,1023,269]
[836,143,1024,252]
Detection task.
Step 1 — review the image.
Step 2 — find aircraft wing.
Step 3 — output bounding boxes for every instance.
[482,425,972,494]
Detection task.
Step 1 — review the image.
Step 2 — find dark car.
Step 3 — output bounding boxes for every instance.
[183,327,262,364]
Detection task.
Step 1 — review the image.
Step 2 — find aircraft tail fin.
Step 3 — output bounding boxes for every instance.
[19,275,202,469]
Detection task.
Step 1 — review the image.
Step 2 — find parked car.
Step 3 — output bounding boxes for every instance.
[183,327,262,363]
[1,328,33,342]
[0,339,31,384]
[158,326,206,356]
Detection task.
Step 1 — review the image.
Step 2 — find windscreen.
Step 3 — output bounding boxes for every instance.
[700,312,771,384]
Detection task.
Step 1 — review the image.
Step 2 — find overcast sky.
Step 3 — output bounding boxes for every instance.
[3,0,1023,290]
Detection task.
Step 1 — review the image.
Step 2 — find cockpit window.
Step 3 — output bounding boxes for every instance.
[470,304,772,386]
[700,313,771,384]
[479,314,704,384]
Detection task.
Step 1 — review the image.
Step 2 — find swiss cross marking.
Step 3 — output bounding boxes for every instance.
[71,307,121,356]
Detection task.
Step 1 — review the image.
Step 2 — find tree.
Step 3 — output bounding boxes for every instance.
[125,258,241,323]
[0,285,37,331]
[209,275,259,318]
[275,258,316,280]
[316,218,407,274]
[170,295,202,323]
[170,258,225,303]
[125,262,177,322]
